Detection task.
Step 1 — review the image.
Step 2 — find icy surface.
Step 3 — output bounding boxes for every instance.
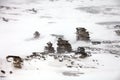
[0,0,120,80]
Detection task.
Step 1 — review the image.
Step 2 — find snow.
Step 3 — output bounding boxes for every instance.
[0,0,120,80]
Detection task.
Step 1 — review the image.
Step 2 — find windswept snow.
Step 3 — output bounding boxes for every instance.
[0,0,120,80]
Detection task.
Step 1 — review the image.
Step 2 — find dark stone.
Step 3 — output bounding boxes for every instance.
[34,31,40,38]
[75,47,88,58]
[9,71,13,74]
[76,27,90,41]
[57,38,72,53]
[44,42,55,53]
[1,70,5,74]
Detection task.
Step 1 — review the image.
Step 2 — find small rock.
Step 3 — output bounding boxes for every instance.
[1,70,5,74]
[79,66,83,68]
[9,71,13,74]
[71,61,74,65]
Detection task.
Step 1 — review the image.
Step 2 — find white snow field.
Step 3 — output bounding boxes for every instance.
[0,0,120,80]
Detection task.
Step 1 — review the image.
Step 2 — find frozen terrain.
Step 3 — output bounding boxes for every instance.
[0,0,120,80]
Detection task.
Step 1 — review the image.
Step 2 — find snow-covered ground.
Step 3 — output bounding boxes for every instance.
[0,0,120,80]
